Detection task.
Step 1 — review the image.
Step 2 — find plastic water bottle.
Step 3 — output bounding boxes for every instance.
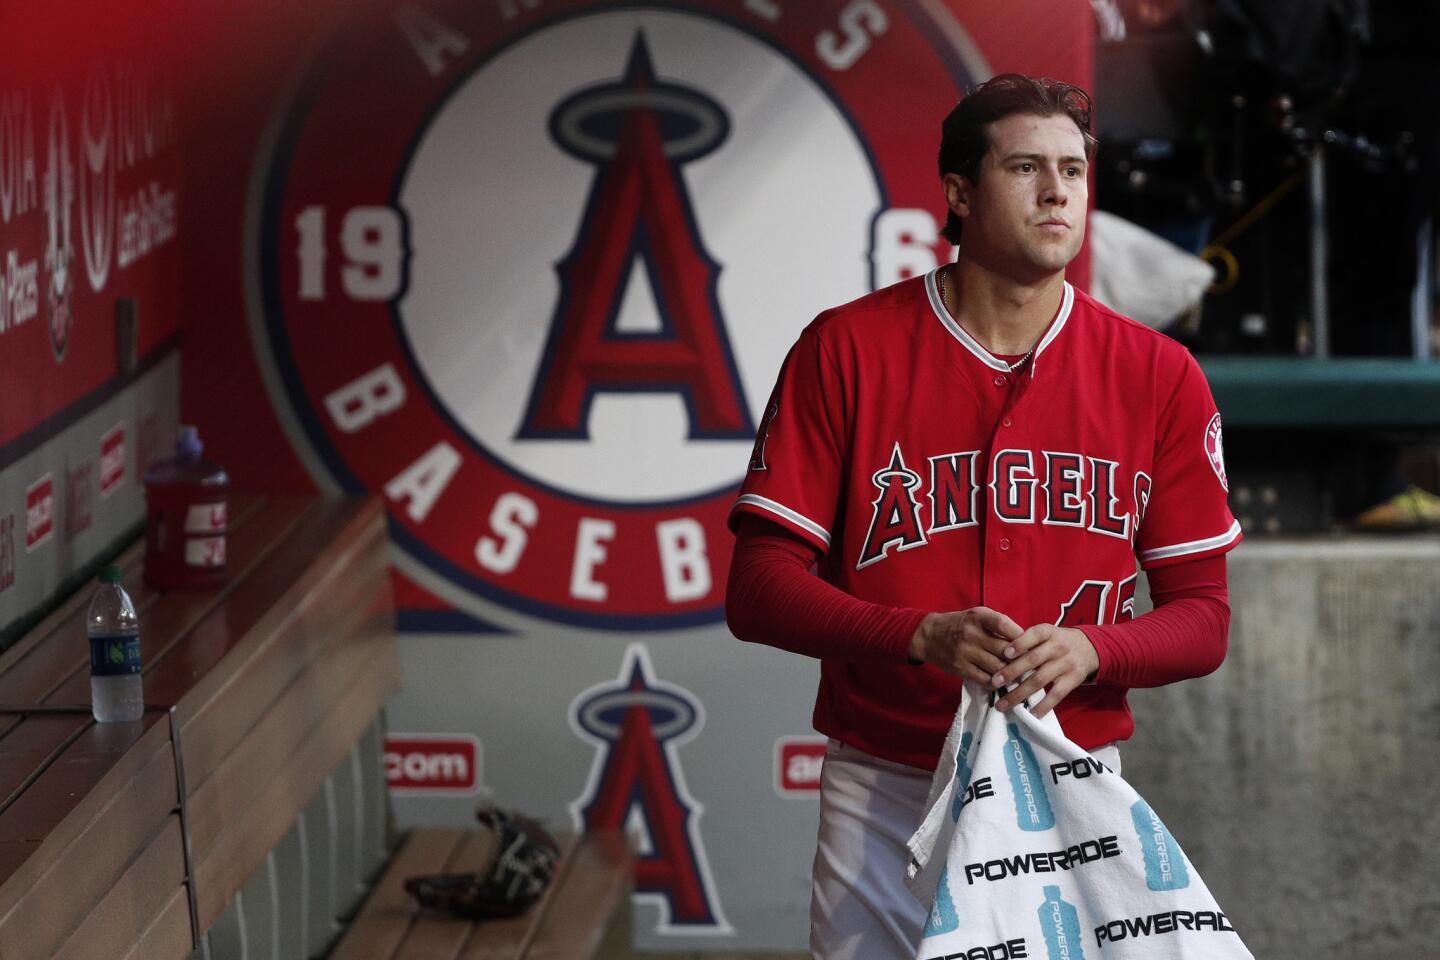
[143,425,229,590]
[88,565,143,722]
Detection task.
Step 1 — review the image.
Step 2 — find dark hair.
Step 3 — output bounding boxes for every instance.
[938,74,1097,244]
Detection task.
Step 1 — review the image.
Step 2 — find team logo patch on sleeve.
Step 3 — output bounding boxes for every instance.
[247,1,984,632]
[1205,413,1228,491]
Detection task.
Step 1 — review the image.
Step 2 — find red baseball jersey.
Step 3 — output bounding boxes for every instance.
[730,270,1241,769]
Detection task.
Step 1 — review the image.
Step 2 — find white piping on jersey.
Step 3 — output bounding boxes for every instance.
[733,494,832,547]
[924,269,1074,376]
[1138,519,1242,563]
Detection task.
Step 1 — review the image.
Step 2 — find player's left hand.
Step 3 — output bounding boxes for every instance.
[990,624,1099,719]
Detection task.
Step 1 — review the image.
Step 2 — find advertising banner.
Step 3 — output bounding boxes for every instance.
[0,21,182,640]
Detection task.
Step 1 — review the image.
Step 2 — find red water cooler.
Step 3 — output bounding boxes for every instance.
[143,426,230,590]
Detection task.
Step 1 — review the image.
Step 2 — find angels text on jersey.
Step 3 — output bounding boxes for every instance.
[857,441,1152,570]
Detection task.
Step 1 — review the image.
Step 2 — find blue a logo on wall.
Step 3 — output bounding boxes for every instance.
[568,644,730,934]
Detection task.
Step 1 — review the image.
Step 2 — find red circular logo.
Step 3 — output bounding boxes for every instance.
[251,1,986,629]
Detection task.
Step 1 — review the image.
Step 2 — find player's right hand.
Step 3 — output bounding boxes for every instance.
[907,606,1025,685]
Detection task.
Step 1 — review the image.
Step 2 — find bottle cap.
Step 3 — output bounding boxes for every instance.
[99,565,123,583]
[176,425,203,461]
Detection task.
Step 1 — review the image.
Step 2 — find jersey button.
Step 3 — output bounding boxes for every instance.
[999,538,1011,551]
[993,375,1007,387]
[1002,416,1013,428]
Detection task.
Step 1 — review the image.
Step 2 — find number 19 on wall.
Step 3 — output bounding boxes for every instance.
[295,205,408,301]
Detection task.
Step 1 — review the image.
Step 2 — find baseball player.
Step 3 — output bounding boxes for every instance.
[727,74,1240,960]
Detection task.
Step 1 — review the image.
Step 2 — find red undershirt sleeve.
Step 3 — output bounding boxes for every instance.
[729,517,1231,686]
[726,515,928,662]
[1078,555,1231,688]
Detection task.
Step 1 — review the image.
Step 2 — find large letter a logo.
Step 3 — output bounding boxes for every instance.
[569,644,731,935]
[857,442,928,569]
[519,34,752,442]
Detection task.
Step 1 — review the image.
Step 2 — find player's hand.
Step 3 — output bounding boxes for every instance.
[990,624,1099,718]
[908,607,1025,686]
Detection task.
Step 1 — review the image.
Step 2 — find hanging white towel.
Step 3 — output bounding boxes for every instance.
[905,681,1254,960]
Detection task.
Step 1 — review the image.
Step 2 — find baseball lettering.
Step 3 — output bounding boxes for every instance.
[860,444,1147,567]
[962,835,1120,884]
[475,491,538,574]
[1086,456,1129,539]
[395,6,470,77]
[991,449,1037,522]
[1042,451,1085,527]
[1132,471,1152,530]
[471,490,717,605]
[498,0,542,21]
[325,362,407,433]
[656,518,710,603]
[385,441,461,522]
[1094,909,1233,947]
[928,451,980,532]
[816,0,888,71]
[742,0,781,23]
[572,517,616,601]
[921,939,1028,960]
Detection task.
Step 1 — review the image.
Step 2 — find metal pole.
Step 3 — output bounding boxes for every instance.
[1308,144,1330,358]
[1413,217,1432,360]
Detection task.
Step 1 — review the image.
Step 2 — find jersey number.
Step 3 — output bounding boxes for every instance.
[1056,574,1137,627]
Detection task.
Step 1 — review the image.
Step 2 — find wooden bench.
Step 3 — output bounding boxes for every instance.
[0,495,396,959]
[331,828,633,960]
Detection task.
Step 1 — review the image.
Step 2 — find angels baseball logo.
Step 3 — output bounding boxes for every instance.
[249,0,986,630]
[1205,413,1227,491]
[568,644,729,934]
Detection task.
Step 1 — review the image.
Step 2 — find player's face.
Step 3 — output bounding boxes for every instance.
[945,112,1089,281]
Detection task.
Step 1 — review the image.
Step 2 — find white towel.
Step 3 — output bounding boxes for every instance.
[905,681,1254,960]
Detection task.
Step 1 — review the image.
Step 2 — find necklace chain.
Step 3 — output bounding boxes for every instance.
[938,266,1035,373]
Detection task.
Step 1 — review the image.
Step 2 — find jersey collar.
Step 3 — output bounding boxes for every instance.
[924,268,1074,376]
